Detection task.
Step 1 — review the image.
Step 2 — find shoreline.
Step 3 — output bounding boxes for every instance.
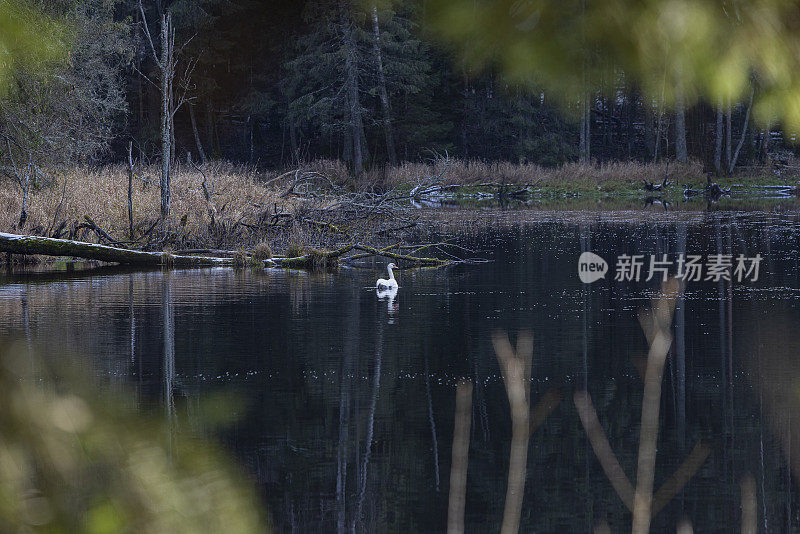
[1,159,798,267]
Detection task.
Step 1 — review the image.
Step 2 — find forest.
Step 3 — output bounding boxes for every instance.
[0,0,786,181]
[3,0,800,260]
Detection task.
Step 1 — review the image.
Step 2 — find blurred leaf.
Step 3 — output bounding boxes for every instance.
[0,0,65,94]
[424,0,800,132]
[0,340,269,533]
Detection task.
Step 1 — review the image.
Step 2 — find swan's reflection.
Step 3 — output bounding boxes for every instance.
[376,285,398,323]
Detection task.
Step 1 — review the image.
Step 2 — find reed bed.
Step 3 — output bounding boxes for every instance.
[378,158,706,187]
[0,157,730,255]
[0,162,301,250]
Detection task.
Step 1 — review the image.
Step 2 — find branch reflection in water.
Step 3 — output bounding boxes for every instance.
[446,279,725,532]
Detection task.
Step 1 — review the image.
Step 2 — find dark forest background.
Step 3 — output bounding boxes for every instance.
[1,0,787,176]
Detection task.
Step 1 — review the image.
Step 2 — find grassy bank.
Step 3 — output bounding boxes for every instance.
[305,157,708,192]
[1,162,303,253]
[388,159,705,187]
[387,158,799,198]
[1,158,796,260]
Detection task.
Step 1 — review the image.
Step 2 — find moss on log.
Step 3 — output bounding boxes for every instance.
[0,232,234,267]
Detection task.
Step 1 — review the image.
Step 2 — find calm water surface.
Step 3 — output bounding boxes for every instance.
[2,210,800,532]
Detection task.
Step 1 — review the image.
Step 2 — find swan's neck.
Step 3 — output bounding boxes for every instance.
[387,266,395,281]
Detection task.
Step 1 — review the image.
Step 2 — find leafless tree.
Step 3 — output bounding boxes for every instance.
[138,0,176,218]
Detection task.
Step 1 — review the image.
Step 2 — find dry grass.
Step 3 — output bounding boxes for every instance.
[0,161,298,250]
[300,159,351,184]
[252,241,273,261]
[0,157,709,254]
[377,158,705,187]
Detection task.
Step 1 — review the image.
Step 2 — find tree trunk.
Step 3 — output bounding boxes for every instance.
[580,93,591,162]
[714,98,723,172]
[653,101,663,162]
[341,6,364,176]
[579,0,590,164]
[644,99,655,158]
[626,89,635,158]
[288,117,299,164]
[725,98,732,171]
[18,159,31,228]
[136,9,145,149]
[579,101,586,162]
[128,142,134,239]
[676,223,686,448]
[674,83,688,163]
[351,319,382,531]
[425,355,441,491]
[205,102,214,156]
[461,72,469,158]
[246,115,254,163]
[169,92,175,166]
[162,273,176,427]
[602,96,611,149]
[371,5,397,165]
[631,286,678,534]
[159,12,173,218]
[729,84,755,174]
[189,104,206,164]
[494,333,532,534]
[585,94,591,161]
[446,380,473,534]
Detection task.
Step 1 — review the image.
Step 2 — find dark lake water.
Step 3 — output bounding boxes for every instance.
[2,209,800,532]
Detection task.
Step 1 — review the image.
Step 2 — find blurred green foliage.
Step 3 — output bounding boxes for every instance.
[425,0,800,131]
[0,0,65,93]
[0,340,267,533]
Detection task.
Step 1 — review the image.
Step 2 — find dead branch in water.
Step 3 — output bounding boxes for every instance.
[272,243,455,270]
[275,241,491,270]
[0,157,491,269]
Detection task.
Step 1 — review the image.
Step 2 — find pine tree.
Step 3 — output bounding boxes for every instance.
[366,1,432,163]
[280,0,370,173]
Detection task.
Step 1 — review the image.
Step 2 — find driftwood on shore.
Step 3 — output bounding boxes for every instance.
[0,232,477,271]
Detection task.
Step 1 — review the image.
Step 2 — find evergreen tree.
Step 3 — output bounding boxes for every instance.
[281,0,370,173]
[365,1,431,163]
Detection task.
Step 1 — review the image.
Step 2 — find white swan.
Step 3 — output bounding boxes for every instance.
[376,263,398,289]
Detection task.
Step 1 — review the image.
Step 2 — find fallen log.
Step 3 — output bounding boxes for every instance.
[0,232,234,266]
[171,248,243,257]
[0,233,469,271]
